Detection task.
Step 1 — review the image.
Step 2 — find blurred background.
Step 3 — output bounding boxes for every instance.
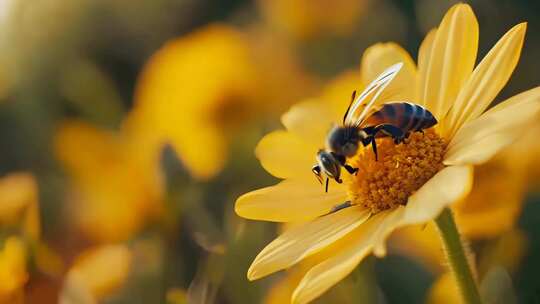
[0,0,539,303]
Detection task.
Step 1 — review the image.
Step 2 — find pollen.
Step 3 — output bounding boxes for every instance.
[348,130,446,214]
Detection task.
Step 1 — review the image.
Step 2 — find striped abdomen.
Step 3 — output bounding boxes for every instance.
[363,102,437,133]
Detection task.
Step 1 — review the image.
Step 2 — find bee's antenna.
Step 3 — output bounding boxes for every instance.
[343,90,356,124]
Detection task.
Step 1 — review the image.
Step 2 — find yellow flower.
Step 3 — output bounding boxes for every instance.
[124,23,314,180]
[123,24,258,180]
[235,4,540,303]
[166,288,187,304]
[0,173,41,303]
[0,237,27,303]
[59,244,131,304]
[0,173,40,241]
[505,121,540,188]
[55,120,164,243]
[258,0,366,39]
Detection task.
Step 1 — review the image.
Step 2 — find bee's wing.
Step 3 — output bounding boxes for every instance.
[344,62,403,127]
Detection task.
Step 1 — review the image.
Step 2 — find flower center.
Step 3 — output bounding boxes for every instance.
[348,129,446,214]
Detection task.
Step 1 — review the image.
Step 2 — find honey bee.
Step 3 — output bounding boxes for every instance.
[312,62,438,192]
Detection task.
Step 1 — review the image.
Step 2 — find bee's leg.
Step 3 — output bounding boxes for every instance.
[344,164,358,175]
[319,201,355,217]
[312,165,323,185]
[373,124,405,144]
[360,132,379,161]
[330,201,353,214]
[371,137,379,161]
[325,177,330,193]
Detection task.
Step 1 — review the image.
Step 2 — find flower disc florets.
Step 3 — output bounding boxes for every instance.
[348,130,446,213]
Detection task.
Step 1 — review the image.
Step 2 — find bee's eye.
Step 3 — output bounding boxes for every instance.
[320,155,333,168]
[318,153,339,177]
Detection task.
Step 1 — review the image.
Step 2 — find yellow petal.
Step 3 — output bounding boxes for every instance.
[54,120,117,178]
[361,42,417,101]
[129,24,258,180]
[168,121,227,180]
[443,23,527,138]
[60,245,131,303]
[264,269,304,304]
[126,106,228,181]
[258,0,365,39]
[371,207,407,257]
[235,179,347,222]
[291,208,403,304]
[59,275,95,304]
[0,173,39,240]
[248,207,370,280]
[281,99,336,147]
[444,87,540,166]
[0,173,35,219]
[256,131,318,179]
[400,166,473,226]
[0,237,28,299]
[419,4,478,122]
[416,28,436,108]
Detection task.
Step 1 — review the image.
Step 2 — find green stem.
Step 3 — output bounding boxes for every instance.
[435,208,482,304]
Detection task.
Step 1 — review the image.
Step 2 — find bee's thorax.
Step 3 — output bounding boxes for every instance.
[326,126,361,158]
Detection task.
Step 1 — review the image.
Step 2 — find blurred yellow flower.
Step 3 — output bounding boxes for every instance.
[124,24,259,180]
[0,237,27,304]
[236,4,540,303]
[125,23,314,180]
[59,244,132,304]
[244,26,317,114]
[55,120,164,243]
[453,156,526,238]
[0,173,41,303]
[507,121,540,188]
[0,173,40,241]
[264,269,304,304]
[477,229,528,276]
[258,0,366,39]
[166,288,187,304]
[427,272,463,304]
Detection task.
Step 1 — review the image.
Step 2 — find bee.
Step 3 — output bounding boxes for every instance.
[312,62,438,192]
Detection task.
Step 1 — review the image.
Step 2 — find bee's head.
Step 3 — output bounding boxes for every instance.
[315,150,341,181]
[327,126,359,158]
